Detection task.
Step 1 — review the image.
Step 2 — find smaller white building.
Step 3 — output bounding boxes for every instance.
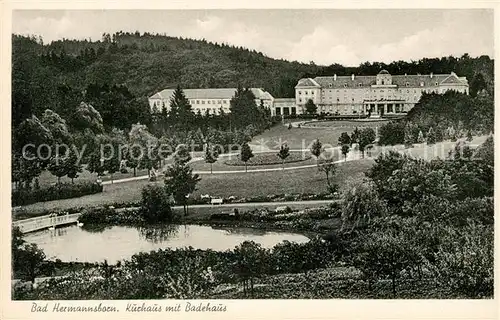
[148,88,274,115]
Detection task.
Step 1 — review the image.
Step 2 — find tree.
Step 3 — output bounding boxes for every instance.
[232,241,269,297]
[353,225,421,297]
[358,128,376,158]
[173,144,192,165]
[240,142,254,172]
[169,85,194,130]
[140,185,174,222]
[426,127,436,145]
[341,180,387,231]
[204,144,219,174]
[66,149,83,183]
[350,127,360,145]
[339,132,351,161]
[128,123,159,177]
[318,159,338,193]
[12,151,43,190]
[417,130,425,143]
[378,121,405,146]
[277,143,290,170]
[466,129,473,142]
[47,154,69,184]
[427,222,493,298]
[404,124,414,148]
[164,162,201,216]
[305,99,317,115]
[229,86,265,130]
[41,109,72,144]
[341,145,350,161]
[310,139,323,165]
[12,227,46,282]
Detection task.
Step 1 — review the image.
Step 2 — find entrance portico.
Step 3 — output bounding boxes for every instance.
[363,99,406,118]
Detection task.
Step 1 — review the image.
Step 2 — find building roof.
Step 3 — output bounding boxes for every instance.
[274,98,296,102]
[307,72,468,89]
[379,69,390,75]
[149,88,274,100]
[295,78,321,88]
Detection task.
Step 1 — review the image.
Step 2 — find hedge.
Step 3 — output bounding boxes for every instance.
[12,182,103,206]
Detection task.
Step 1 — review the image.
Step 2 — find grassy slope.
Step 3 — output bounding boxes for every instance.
[252,121,387,150]
[16,160,374,216]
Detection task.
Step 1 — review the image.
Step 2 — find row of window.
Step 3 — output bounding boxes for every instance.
[190,99,230,105]
[194,107,230,114]
[297,91,315,95]
[304,81,441,92]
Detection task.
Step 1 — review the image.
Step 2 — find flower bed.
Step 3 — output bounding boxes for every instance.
[224,152,311,166]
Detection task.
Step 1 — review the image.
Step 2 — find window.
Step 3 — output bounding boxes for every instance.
[343,83,347,88]
[208,100,211,104]
[311,91,314,95]
[298,91,302,95]
[196,100,200,104]
[405,82,410,87]
[328,83,332,88]
[299,98,302,103]
[435,82,438,86]
[358,83,363,87]
[202,101,205,104]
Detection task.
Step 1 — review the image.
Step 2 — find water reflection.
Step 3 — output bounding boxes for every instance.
[25,224,309,263]
[210,226,268,236]
[138,225,179,244]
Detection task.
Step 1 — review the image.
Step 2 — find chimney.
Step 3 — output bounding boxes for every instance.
[404,73,407,76]
[430,72,433,79]
[351,74,355,81]
[334,74,337,81]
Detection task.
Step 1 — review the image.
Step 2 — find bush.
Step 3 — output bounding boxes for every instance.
[78,206,144,225]
[12,182,103,206]
[140,185,174,223]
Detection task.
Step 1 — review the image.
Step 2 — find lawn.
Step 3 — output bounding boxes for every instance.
[252,121,387,150]
[15,159,374,216]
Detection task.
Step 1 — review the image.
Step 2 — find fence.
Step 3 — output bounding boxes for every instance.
[12,213,81,234]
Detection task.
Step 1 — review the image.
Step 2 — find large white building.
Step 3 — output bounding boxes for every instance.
[295,70,469,117]
[148,88,274,115]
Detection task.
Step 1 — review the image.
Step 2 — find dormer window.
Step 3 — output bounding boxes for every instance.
[358,83,363,87]
[343,83,348,88]
[420,82,424,87]
[328,83,332,88]
[405,82,410,87]
[435,82,438,86]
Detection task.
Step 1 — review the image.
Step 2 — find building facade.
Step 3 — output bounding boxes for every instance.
[273,98,297,116]
[295,70,469,117]
[148,88,274,115]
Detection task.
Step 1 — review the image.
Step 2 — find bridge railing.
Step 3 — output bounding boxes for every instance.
[13,213,81,233]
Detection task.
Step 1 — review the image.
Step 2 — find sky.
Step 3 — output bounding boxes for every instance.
[12,9,494,66]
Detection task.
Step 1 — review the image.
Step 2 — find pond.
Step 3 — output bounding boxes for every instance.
[24,224,310,263]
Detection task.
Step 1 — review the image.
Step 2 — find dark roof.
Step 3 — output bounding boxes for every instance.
[309,73,468,89]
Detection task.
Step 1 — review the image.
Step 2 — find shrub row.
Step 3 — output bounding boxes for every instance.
[12,182,103,206]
